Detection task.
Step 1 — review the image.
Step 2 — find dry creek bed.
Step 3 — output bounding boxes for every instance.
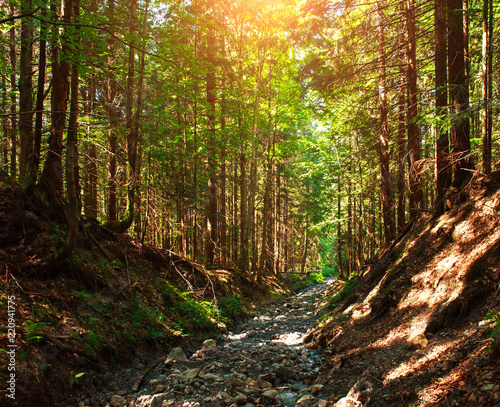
[83,279,335,407]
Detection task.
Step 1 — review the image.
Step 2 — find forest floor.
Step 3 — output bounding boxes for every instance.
[1,170,500,407]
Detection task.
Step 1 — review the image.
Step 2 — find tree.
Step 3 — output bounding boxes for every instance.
[435,0,451,214]
[39,0,72,207]
[406,0,423,218]
[448,0,472,189]
[376,0,395,243]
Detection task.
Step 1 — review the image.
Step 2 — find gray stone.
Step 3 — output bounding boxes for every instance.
[231,376,247,387]
[261,389,279,400]
[166,347,188,362]
[181,368,201,383]
[109,395,126,407]
[202,339,217,350]
[234,392,248,405]
[134,394,166,407]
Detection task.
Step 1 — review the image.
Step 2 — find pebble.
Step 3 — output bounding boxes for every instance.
[109,395,126,407]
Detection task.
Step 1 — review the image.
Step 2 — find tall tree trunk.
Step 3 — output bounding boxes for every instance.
[2,78,8,169]
[337,171,344,279]
[481,0,491,174]
[19,0,34,186]
[376,0,395,243]
[435,0,451,214]
[205,31,217,267]
[39,0,72,206]
[31,5,48,190]
[132,0,149,239]
[9,2,17,178]
[406,0,423,218]
[115,0,137,233]
[220,37,228,266]
[397,1,407,232]
[239,146,249,272]
[83,78,98,219]
[448,0,472,189]
[300,215,309,274]
[57,0,80,261]
[105,0,117,222]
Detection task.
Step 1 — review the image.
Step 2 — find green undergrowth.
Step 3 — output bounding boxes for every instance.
[289,268,336,291]
[326,275,359,310]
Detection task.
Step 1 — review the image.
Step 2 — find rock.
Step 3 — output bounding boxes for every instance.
[202,339,217,351]
[301,352,309,363]
[134,394,166,407]
[465,393,478,407]
[261,389,279,400]
[276,366,295,381]
[234,392,248,404]
[116,390,127,397]
[317,400,328,407]
[259,373,276,383]
[181,368,201,383]
[231,376,247,387]
[258,380,273,389]
[184,385,194,395]
[246,378,260,388]
[218,391,235,405]
[201,372,223,382]
[311,384,324,395]
[148,379,160,389]
[296,394,314,405]
[109,395,126,407]
[409,333,428,349]
[166,347,188,362]
[154,384,165,393]
[481,384,499,391]
[218,321,228,333]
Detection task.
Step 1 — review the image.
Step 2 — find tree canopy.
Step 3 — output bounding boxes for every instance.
[0,0,498,278]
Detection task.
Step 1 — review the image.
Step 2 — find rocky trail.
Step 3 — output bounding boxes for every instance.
[92,280,334,407]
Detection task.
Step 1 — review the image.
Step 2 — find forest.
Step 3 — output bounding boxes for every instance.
[0,0,497,278]
[0,0,499,406]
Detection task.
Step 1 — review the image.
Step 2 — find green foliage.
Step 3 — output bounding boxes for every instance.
[23,321,49,342]
[327,276,359,310]
[16,351,29,362]
[218,295,245,323]
[69,372,86,388]
[485,310,500,352]
[173,294,219,331]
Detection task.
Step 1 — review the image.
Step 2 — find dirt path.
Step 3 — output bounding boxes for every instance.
[92,280,333,407]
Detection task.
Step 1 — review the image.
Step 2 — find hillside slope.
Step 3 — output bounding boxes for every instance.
[313,172,500,406]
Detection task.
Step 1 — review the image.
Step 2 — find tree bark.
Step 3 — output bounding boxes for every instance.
[406,0,423,218]
[57,0,80,261]
[448,0,472,189]
[205,31,217,267]
[31,5,48,190]
[39,0,72,205]
[376,0,395,243]
[435,0,451,214]
[481,0,491,174]
[18,0,34,186]
[9,2,17,178]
